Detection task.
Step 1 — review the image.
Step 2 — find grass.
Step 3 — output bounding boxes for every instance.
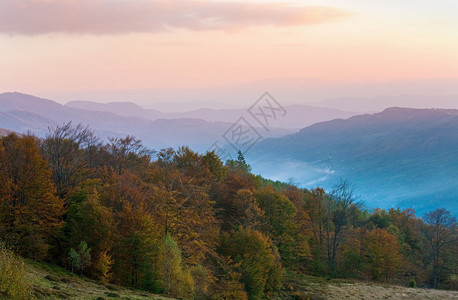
[276,272,458,300]
[17,258,458,299]
[23,259,173,300]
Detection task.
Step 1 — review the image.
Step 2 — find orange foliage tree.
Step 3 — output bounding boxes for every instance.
[0,134,64,259]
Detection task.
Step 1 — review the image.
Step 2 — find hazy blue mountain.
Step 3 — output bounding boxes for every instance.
[140,118,288,151]
[0,92,151,131]
[66,100,166,119]
[314,95,458,112]
[0,92,291,152]
[0,110,57,135]
[248,107,458,216]
[173,105,358,129]
[66,99,359,130]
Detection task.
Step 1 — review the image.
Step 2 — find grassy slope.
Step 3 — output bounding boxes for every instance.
[23,259,458,300]
[24,260,172,300]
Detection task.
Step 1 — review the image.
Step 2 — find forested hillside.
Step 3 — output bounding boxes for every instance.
[0,123,456,299]
[249,107,458,215]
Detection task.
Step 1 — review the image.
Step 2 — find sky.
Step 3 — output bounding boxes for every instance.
[0,0,457,105]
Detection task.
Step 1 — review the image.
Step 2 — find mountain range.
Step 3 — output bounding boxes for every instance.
[65,99,358,129]
[248,107,458,216]
[0,92,358,151]
[314,95,458,112]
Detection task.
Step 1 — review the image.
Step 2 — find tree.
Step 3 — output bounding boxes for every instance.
[282,187,314,273]
[341,228,365,279]
[67,248,80,274]
[191,264,213,300]
[66,188,114,278]
[219,228,282,299]
[233,189,264,230]
[255,186,297,267]
[151,149,220,265]
[304,188,329,274]
[422,208,457,288]
[201,151,227,181]
[212,256,248,300]
[78,241,92,275]
[112,202,158,288]
[387,208,423,284]
[363,228,403,282]
[216,170,257,231]
[158,234,194,299]
[95,250,113,283]
[41,122,92,199]
[325,179,358,272]
[0,134,64,259]
[107,135,153,175]
[226,150,251,174]
[67,241,91,275]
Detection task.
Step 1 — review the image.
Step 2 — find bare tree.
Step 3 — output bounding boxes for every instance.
[82,129,102,169]
[422,208,456,288]
[326,179,359,272]
[41,122,94,199]
[107,135,154,175]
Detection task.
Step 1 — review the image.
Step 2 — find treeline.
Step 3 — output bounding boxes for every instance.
[0,123,456,299]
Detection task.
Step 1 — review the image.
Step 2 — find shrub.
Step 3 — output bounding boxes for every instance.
[408,278,417,288]
[0,246,31,300]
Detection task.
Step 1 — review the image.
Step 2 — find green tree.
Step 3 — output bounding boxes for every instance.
[67,241,91,275]
[113,202,158,288]
[255,186,297,267]
[219,228,282,299]
[66,188,114,279]
[67,248,80,273]
[226,150,251,174]
[78,241,91,275]
[158,234,194,299]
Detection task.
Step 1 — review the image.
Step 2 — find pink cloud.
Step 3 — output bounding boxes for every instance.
[0,0,349,35]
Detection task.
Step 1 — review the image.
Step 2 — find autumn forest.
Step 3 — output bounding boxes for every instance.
[0,123,456,299]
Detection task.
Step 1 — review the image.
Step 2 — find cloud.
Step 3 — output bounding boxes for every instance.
[0,0,349,35]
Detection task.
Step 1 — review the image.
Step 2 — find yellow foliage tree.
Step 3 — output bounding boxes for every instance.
[0,134,64,259]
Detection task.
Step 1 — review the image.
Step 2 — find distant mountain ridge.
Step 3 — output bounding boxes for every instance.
[314,95,458,112]
[0,92,291,151]
[248,107,458,216]
[66,99,359,129]
[66,100,165,119]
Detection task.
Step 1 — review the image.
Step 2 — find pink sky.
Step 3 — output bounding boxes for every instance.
[0,0,457,103]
